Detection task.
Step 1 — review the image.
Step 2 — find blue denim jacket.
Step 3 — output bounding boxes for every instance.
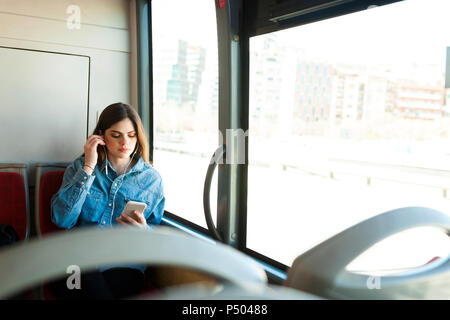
[51,156,164,230]
[51,155,165,272]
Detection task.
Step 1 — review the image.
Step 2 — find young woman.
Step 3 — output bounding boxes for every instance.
[50,102,165,299]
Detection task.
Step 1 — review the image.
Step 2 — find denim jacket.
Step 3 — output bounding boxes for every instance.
[51,156,165,230]
[51,156,165,272]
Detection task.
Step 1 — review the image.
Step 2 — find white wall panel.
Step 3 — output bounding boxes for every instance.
[0,12,129,53]
[0,47,89,182]
[0,0,129,29]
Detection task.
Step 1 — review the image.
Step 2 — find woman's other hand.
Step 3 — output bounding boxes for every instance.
[83,134,105,173]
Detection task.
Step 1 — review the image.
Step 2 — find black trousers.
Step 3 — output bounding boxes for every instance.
[49,267,145,300]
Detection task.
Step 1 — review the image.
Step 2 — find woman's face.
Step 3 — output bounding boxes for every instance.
[104,118,138,160]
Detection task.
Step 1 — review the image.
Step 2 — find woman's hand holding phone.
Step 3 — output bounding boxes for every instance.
[116,201,148,229]
[116,210,147,229]
[83,134,105,174]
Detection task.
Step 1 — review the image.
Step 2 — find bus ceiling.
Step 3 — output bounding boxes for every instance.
[242,0,403,37]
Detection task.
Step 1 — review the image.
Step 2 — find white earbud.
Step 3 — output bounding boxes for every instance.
[104,146,137,181]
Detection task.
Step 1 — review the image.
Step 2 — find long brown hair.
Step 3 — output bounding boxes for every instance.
[91,102,150,165]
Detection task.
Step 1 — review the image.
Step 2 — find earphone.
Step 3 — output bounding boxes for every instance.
[101,138,138,181]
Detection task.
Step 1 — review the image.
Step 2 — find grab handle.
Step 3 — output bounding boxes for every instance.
[285,207,450,299]
[203,146,225,242]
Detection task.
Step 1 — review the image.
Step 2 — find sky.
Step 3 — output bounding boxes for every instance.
[151,0,218,47]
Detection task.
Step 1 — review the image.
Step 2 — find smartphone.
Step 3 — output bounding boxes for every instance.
[122,200,147,217]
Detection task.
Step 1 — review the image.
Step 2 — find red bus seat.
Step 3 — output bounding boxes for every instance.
[35,163,68,300]
[38,170,65,236]
[0,164,29,241]
[34,163,68,237]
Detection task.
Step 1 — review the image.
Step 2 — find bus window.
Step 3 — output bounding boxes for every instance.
[247,0,450,270]
[152,0,218,228]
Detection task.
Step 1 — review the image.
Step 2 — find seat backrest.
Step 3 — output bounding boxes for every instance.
[34,163,69,237]
[285,207,450,299]
[0,226,269,299]
[0,164,29,240]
